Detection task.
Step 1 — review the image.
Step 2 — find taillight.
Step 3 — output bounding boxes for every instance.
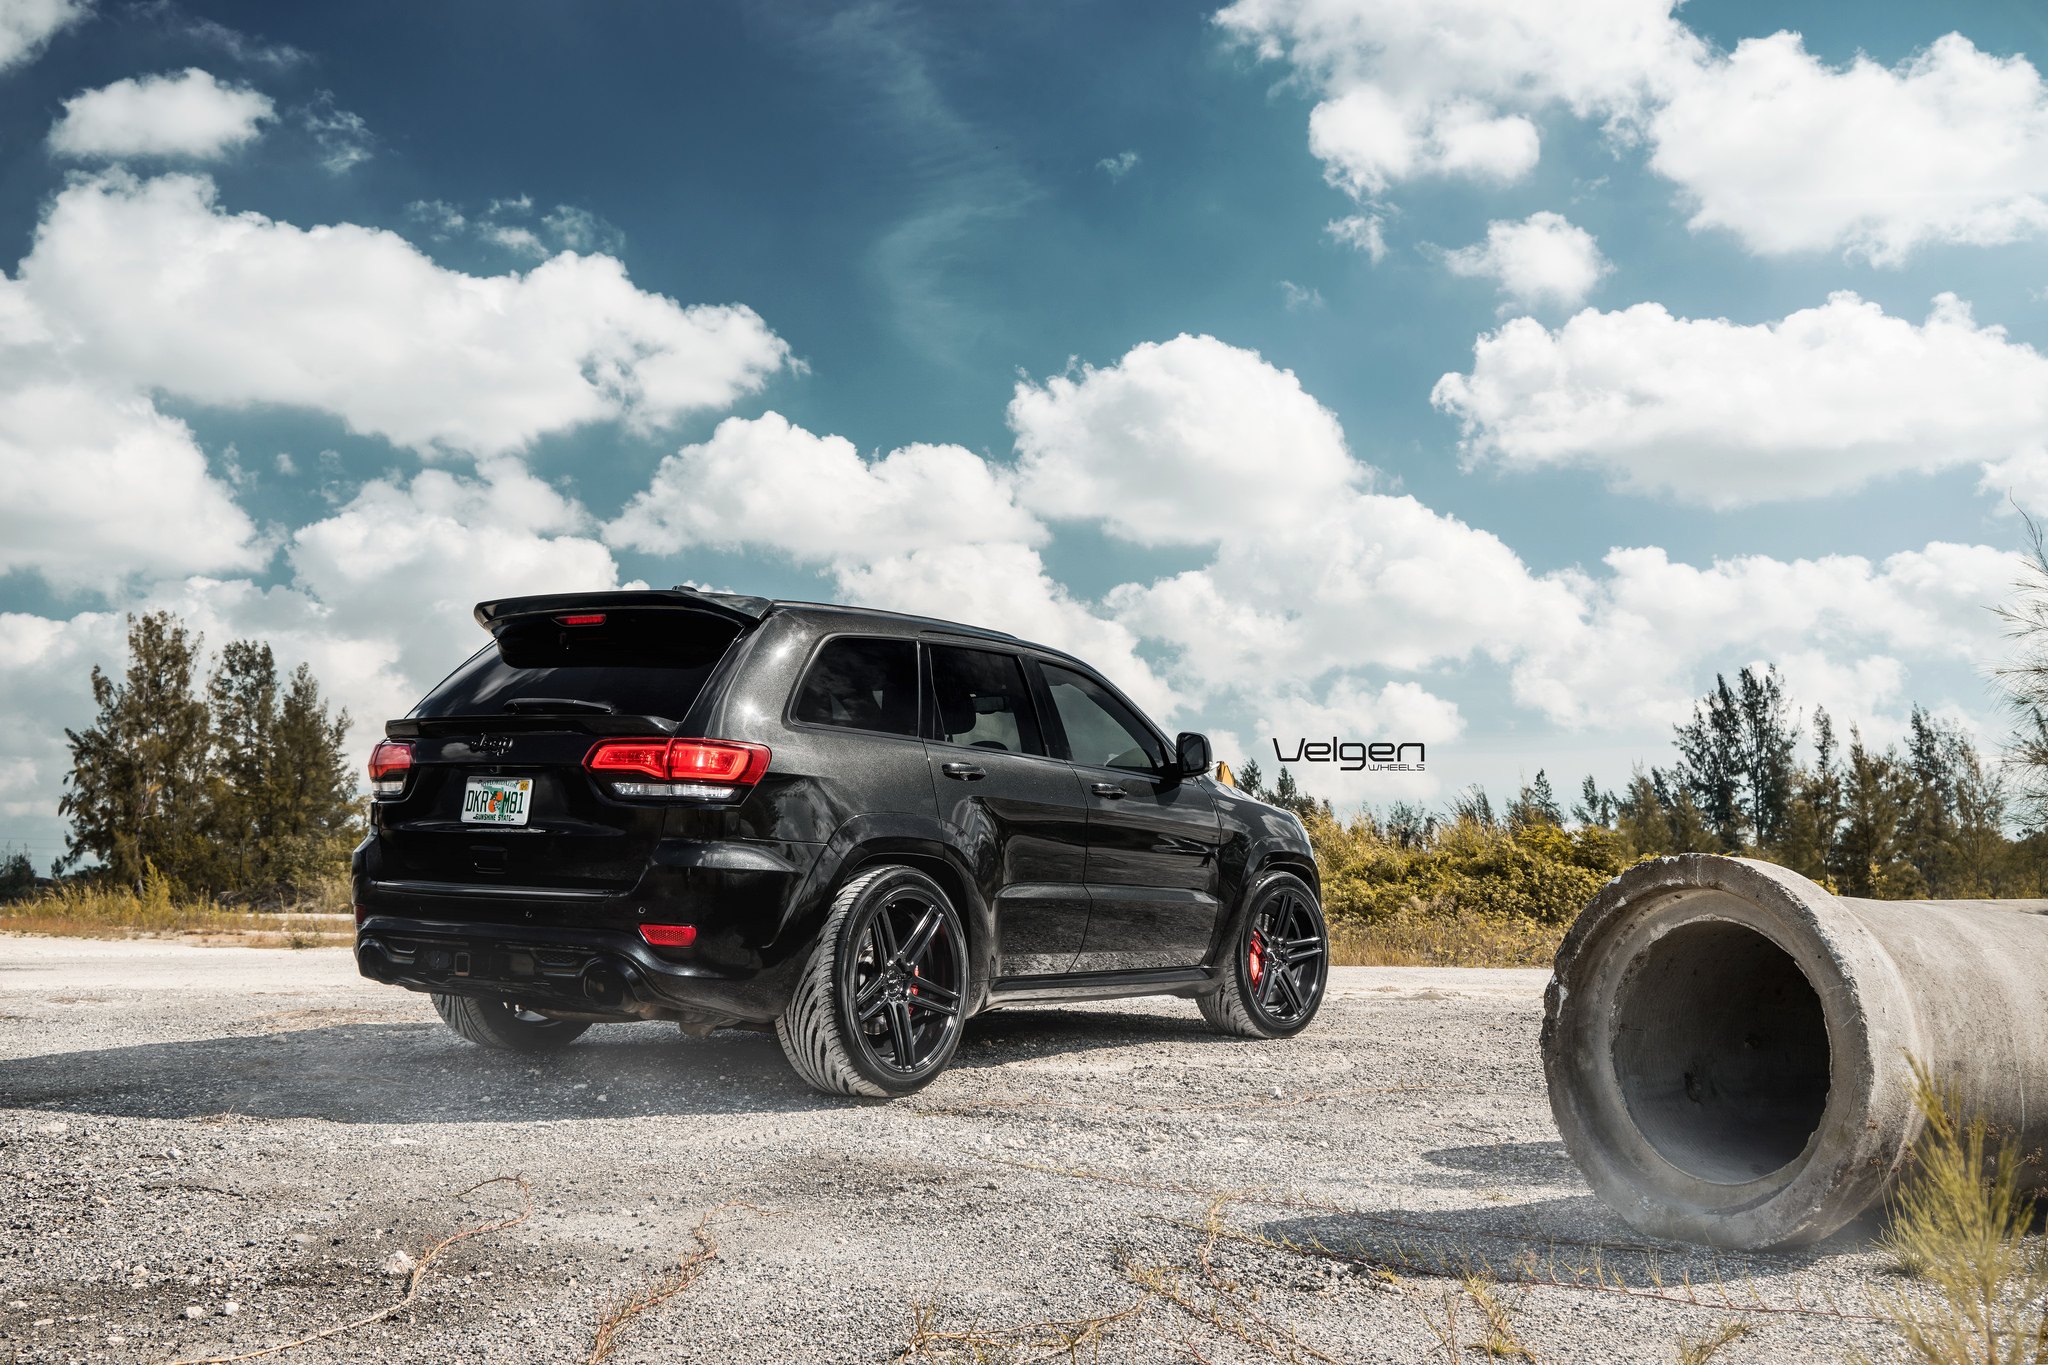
[639,923,697,948]
[585,738,770,801]
[556,613,606,626]
[368,740,413,799]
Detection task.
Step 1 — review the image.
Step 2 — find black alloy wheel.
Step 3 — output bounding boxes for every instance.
[1198,871,1329,1039]
[777,864,970,1097]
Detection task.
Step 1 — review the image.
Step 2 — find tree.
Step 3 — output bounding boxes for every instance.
[0,848,34,901]
[57,612,213,890]
[1833,729,1922,898]
[58,613,359,903]
[1674,674,1747,851]
[1508,770,1562,828]
[1572,775,1614,830]
[1776,707,1843,885]
[1737,666,1799,849]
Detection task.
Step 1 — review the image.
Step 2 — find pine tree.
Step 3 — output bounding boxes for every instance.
[57,612,213,891]
[1614,770,1667,856]
[1737,666,1799,849]
[0,848,34,900]
[1572,775,1614,830]
[204,641,281,896]
[1509,770,1563,827]
[1674,675,1747,851]
[1900,707,1963,895]
[1776,707,1843,885]
[1833,730,1922,898]
[261,663,358,899]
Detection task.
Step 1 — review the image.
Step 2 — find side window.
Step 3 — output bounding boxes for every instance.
[791,637,918,736]
[928,646,1044,755]
[1042,665,1166,772]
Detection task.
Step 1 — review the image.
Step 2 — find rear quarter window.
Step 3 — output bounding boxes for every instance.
[790,637,919,736]
[412,609,742,720]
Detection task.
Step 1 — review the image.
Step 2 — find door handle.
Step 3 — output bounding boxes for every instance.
[1090,782,1127,800]
[941,762,986,781]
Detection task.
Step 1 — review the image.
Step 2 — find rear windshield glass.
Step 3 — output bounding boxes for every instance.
[412,609,743,721]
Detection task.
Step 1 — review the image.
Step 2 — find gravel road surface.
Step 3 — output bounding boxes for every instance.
[0,936,1905,1363]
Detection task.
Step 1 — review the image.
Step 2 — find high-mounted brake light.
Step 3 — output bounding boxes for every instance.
[639,923,698,948]
[368,739,413,799]
[585,738,770,800]
[556,613,607,626]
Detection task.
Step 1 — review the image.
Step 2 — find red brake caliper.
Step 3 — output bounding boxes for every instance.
[1247,929,1266,988]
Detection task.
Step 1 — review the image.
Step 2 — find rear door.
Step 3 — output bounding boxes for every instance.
[1036,661,1224,972]
[374,607,745,895]
[923,642,1092,978]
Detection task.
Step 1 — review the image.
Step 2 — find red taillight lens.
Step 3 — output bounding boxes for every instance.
[639,923,697,948]
[369,740,413,799]
[556,613,606,626]
[585,740,673,781]
[354,903,368,927]
[584,738,770,798]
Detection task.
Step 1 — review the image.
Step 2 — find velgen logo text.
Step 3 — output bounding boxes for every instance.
[1271,737,1426,773]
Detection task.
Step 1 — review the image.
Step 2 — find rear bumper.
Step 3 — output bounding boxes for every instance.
[355,916,802,1025]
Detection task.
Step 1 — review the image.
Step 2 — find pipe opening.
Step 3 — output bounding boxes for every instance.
[1611,919,1831,1185]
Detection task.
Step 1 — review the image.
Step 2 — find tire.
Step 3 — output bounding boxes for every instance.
[431,993,591,1052]
[776,865,969,1098]
[1199,871,1329,1039]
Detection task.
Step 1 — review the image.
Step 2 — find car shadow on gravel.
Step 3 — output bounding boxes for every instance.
[1412,1140,1582,1187]
[0,1020,860,1123]
[949,1005,1214,1068]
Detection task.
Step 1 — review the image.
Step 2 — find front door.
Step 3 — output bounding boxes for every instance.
[1037,662,1224,972]
[924,643,1092,977]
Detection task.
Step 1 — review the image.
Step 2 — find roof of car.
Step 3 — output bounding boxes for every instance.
[472,587,1087,667]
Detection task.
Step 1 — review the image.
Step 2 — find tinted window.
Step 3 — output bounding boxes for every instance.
[1043,665,1165,771]
[791,637,918,736]
[929,646,1043,755]
[413,610,741,720]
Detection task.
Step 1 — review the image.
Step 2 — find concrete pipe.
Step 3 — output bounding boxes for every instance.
[1541,853,2048,1249]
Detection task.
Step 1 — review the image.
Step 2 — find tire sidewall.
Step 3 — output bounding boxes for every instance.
[1224,871,1328,1038]
[828,865,969,1095]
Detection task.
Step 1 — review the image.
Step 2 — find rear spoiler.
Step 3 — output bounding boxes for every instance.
[472,588,773,632]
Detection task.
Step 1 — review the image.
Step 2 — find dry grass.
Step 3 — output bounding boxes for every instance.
[1864,1060,2048,1365]
[584,1202,766,1364]
[1672,1319,1752,1364]
[1327,912,1563,968]
[0,870,351,947]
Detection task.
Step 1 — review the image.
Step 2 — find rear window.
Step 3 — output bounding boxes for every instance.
[412,610,742,720]
[791,637,918,736]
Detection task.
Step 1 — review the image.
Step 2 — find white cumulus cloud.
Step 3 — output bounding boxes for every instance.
[16,171,790,458]
[48,69,273,160]
[1441,211,1609,312]
[1216,0,1704,194]
[1650,32,2048,263]
[607,412,1043,564]
[1011,334,1359,545]
[0,0,83,73]
[1432,292,2048,505]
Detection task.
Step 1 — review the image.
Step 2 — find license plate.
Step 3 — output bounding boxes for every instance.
[461,777,533,826]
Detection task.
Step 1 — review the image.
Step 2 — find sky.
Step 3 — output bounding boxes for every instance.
[3,0,2048,865]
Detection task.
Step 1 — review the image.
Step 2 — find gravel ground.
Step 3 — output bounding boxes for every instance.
[0,935,1908,1364]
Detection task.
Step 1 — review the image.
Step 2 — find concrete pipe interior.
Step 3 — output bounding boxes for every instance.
[1610,919,1832,1185]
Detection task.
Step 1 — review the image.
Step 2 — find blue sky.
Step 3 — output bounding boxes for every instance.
[2,0,2047,862]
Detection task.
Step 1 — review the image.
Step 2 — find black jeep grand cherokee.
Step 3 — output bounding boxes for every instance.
[354,589,1329,1097]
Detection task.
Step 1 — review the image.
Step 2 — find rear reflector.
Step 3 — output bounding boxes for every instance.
[639,923,698,948]
[368,739,413,799]
[556,613,607,626]
[585,737,770,792]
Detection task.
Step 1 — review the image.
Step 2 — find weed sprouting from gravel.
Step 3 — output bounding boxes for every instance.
[167,1173,532,1365]
[1861,1060,2048,1365]
[583,1201,768,1364]
[899,1295,1151,1362]
[1671,1319,1752,1364]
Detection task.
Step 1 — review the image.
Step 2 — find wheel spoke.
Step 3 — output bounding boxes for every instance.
[907,992,957,1018]
[895,906,943,969]
[887,1000,917,1068]
[1274,964,1306,1016]
[872,906,901,964]
[1257,955,1283,1009]
[907,974,959,1004]
[856,983,890,1023]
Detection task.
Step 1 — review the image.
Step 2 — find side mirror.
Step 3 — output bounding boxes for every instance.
[1176,731,1212,779]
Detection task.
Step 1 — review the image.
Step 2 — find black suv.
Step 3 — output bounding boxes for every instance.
[353,589,1329,1096]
